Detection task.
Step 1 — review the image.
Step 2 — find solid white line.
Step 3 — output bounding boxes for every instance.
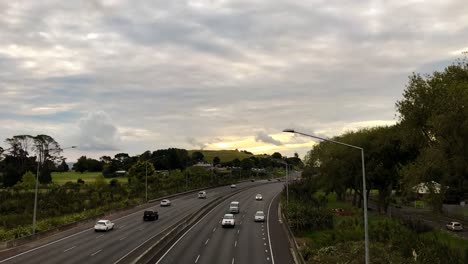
[234,240,237,247]
[63,246,76,252]
[91,249,102,256]
[205,239,209,245]
[195,254,200,263]
[0,195,187,263]
[155,197,231,264]
[267,191,280,264]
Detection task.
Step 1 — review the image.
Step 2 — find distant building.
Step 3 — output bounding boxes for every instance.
[412,181,441,194]
[115,170,127,176]
[193,162,213,169]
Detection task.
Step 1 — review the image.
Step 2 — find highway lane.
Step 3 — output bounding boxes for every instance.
[0,181,267,264]
[156,182,293,264]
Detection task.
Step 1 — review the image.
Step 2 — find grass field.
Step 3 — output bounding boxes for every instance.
[51,171,122,184]
[188,149,253,163]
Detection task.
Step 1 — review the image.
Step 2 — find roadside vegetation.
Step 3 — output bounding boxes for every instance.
[282,58,468,263]
[0,143,302,241]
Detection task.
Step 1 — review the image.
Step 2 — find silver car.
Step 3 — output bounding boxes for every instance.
[254,211,265,222]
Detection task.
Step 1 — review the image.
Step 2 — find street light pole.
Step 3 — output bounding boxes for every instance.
[32,145,76,235]
[145,162,148,202]
[283,129,369,264]
[286,163,289,205]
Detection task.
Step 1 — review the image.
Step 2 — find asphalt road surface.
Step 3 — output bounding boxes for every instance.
[0,181,270,264]
[156,182,294,264]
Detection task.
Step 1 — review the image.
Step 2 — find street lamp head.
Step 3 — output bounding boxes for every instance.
[283,129,295,133]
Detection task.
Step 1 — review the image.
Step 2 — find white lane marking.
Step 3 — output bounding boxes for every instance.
[240,221,242,225]
[195,254,200,263]
[262,233,265,236]
[156,194,237,264]
[242,215,245,218]
[119,236,127,241]
[91,249,102,256]
[267,257,270,261]
[213,227,217,232]
[205,239,210,245]
[0,193,192,263]
[237,229,240,234]
[234,240,237,247]
[232,257,235,264]
[63,246,76,252]
[267,191,281,264]
[264,243,267,246]
[263,237,266,240]
[265,249,268,253]
[119,224,126,229]
[96,235,104,239]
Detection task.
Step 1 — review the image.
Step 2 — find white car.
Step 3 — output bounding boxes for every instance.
[198,191,207,199]
[230,184,236,188]
[446,222,463,231]
[255,194,263,200]
[222,213,235,227]
[254,211,265,222]
[160,199,171,207]
[94,220,114,232]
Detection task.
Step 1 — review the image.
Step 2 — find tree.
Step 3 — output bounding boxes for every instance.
[191,151,204,163]
[58,159,69,172]
[73,156,88,173]
[213,156,221,166]
[128,160,156,181]
[271,152,283,159]
[15,171,36,190]
[396,59,468,212]
[33,135,62,184]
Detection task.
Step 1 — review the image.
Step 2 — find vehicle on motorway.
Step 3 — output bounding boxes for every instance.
[222,213,236,227]
[143,210,159,221]
[160,199,171,207]
[446,222,463,231]
[230,184,236,188]
[254,211,265,222]
[255,194,263,200]
[229,201,240,213]
[198,191,207,198]
[94,220,114,232]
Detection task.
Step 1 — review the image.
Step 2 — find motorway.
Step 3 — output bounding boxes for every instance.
[156,182,293,264]
[0,180,293,264]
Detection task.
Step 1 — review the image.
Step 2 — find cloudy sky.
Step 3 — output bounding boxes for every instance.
[1,0,467,162]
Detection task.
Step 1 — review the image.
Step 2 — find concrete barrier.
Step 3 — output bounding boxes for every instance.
[115,184,264,264]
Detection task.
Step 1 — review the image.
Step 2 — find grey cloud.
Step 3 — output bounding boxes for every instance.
[0,0,467,161]
[76,111,121,151]
[255,132,282,146]
[186,137,207,150]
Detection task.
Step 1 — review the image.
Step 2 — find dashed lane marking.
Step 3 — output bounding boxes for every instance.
[63,246,76,252]
[91,249,102,256]
[234,240,237,247]
[205,239,209,245]
[195,254,200,263]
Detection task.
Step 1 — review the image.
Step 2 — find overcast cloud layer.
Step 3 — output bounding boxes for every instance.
[0,0,467,161]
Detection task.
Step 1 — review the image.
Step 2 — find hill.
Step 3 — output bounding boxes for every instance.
[188,150,253,163]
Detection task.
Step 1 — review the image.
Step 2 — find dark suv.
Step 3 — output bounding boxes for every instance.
[143,210,159,221]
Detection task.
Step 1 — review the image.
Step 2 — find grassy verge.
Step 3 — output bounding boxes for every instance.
[52,171,125,184]
[292,193,468,263]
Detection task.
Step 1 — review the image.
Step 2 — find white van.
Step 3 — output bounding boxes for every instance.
[229,201,240,213]
[198,191,207,199]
